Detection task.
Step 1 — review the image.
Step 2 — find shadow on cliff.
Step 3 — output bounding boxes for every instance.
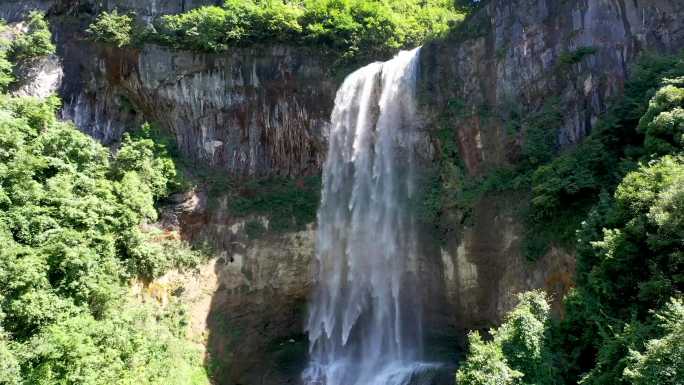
[170,187,313,385]
[202,257,310,385]
[170,187,467,385]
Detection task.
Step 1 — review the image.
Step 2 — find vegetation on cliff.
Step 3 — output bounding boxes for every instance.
[0,22,13,90]
[0,18,210,382]
[455,56,684,385]
[86,10,133,48]
[88,0,466,68]
[8,11,55,62]
[0,93,210,384]
[0,11,56,92]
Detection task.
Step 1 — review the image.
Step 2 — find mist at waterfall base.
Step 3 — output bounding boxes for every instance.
[303,48,443,385]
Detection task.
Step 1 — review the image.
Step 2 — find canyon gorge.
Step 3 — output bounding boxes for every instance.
[0,0,683,384]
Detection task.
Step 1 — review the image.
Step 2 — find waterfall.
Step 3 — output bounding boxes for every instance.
[304,48,434,385]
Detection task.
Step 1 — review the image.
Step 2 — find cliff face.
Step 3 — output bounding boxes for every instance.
[5,0,337,176]
[418,0,684,330]
[420,0,684,174]
[158,190,314,384]
[0,1,52,21]
[421,0,684,328]
[60,42,334,175]
[0,0,217,23]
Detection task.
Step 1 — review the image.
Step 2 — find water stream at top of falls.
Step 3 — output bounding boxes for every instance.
[304,48,436,385]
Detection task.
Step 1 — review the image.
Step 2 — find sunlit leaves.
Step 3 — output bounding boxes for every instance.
[9,11,55,62]
[0,92,208,384]
[86,10,134,48]
[624,298,684,385]
[125,0,465,67]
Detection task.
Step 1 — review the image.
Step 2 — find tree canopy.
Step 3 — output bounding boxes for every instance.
[0,88,208,385]
[88,0,465,68]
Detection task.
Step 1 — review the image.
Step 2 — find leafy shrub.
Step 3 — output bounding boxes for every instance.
[86,10,134,48]
[499,291,556,384]
[558,46,597,66]
[541,151,683,385]
[585,156,683,312]
[455,331,523,385]
[0,332,21,385]
[228,175,321,233]
[638,79,684,158]
[244,219,267,239]
[124,228,204,280]
[456,291,554,385]
[113,130,177,199]
[520,53,684,259]
[10,11,55,61]
[520,99,562,169]
[20,301,208,385]
[153,5,252,52]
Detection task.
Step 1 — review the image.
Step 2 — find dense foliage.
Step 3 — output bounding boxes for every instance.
[456,291,552,385]
[624,299,684,385]
[86,10,134,48]
[0,91,208,383]
[0,22,13,91]
[0,12,55,95]
[523,56,684,259]
[223,175,321,234]
[456,56,684,385]
[426,54,684,260]
[9,11,55,62]
[89,0,465,67]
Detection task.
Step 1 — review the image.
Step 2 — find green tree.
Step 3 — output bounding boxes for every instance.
[456,331,523,385]
[456,291,555,385]
[553,155,684,385]
[497,291,556,384]
[639,79,684,157]
[86,10,134,48]
[0,21,13,90]
[112,129,177,199]
[116,0,465,68]
[0,92,208,384]
[624,298,684,385]
[0,331,21,385]
[10,11,56,61]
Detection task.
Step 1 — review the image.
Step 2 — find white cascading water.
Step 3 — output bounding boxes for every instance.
[304,48,435,385]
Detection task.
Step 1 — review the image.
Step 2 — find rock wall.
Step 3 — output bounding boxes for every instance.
[0,0,52,22]
[419,0,684,330]
[59,41,335,175]
[0,0,217,23]
[5,1,336,176]
[158,190,314,384]
[434,195,575,332]
[420,0,684,175]
[0,19,64,99]
[96,0,219,23]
